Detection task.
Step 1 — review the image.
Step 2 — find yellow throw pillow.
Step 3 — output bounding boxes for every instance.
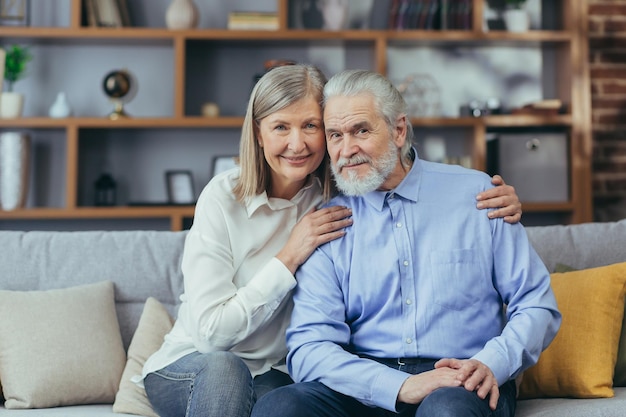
[113,297,174,417]
[518,262,626,399]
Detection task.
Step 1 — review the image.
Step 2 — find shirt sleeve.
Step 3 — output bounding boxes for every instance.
[471,219,562,385]
[287,245,410,412]
[182,187,296,353]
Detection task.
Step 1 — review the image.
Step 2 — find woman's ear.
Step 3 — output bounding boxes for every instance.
[254,124,264,147]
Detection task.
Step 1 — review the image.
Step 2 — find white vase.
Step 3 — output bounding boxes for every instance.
[0,92,25,119]
[48,92,72,118]
[165,0,199,29]
[0,132,31,211]
[321,0,349,31]
[503,9,530,32]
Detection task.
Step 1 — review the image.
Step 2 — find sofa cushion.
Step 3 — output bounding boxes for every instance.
[113,297,174,417]
[518,262,626,399]
[0,281,126,409]
[516,387,626,417]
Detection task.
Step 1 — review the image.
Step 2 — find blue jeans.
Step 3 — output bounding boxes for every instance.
[251,359,517,417]
[144,351,293,417]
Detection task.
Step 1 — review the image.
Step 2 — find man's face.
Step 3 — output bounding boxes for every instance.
[324,93,405,195]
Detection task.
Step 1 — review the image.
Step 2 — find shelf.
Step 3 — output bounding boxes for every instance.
[0,117,245,128]
[0,27,574,44]
[0,0,592,230]
[0,201,572,220]
[0,206,193,218]
[0,115,571,129]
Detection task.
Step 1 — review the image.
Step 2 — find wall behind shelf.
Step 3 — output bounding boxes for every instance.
[77,128,240,206]
[11,44,174,118]
[387,46,546,117]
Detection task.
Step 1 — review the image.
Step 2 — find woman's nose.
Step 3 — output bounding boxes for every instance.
[288,130,306,152]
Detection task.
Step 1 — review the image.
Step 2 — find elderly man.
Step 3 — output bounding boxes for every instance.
[251,70,561,417]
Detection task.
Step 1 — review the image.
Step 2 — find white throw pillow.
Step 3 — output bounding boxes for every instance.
[113,297,174,417]
[0,281,126,409]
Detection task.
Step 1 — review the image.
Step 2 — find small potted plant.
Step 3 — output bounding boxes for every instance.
[503,0,529,32]
[1,45,32,118]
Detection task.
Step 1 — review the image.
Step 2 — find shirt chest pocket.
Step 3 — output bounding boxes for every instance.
[429,249,487,311]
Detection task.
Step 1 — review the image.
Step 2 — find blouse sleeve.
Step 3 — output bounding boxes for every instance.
[180,185,296,353]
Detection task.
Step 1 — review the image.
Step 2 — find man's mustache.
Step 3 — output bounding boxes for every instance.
[335,154,371,170]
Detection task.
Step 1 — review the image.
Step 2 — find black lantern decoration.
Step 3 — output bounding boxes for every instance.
[94,173,117,206]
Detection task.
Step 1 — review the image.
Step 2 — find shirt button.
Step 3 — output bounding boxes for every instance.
[403,260,409,266]
[406,338,412,344]
[406,299,412,305]
[396,222,402,228]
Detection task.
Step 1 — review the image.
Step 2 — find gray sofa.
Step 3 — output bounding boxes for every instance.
[0,219,625,417]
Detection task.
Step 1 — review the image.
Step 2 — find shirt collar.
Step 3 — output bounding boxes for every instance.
[361,148,422,211]
[244,175,321,217]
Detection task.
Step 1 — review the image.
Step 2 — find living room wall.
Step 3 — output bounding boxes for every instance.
[589,0,626,221]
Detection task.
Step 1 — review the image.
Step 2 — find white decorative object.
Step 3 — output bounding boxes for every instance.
[321,0,349,31]
[165,0,199,29]
[48,92,72,118]
[0,92,25,119]
[503,9,530,32]
[0,132,30,211]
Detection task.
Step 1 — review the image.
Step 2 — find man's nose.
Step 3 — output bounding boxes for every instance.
[339,135,358,158]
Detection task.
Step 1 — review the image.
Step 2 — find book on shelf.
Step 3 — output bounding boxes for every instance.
[227,12,279,30]
[443,0,472,30]
[387,0,445,30]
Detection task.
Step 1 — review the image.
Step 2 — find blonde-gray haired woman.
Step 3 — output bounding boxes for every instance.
[139,64,522,417]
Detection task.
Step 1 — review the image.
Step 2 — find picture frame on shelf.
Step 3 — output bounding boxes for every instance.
[87,0,123,28]
[0,0,30,26]
[212,156,239,177]
[165,170,195,205]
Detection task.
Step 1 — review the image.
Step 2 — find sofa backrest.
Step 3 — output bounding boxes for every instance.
[526,218,626,273]
[0,219,623,350]
[0,231,187,350]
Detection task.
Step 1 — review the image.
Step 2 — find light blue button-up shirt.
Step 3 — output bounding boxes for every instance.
[287,155,561,412]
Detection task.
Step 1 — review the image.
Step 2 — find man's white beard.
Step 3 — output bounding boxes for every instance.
[332,140,398,196]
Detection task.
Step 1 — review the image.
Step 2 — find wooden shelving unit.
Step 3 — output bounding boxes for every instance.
[0,0,592,230]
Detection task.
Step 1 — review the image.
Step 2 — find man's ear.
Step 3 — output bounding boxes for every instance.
[393,114,408,147]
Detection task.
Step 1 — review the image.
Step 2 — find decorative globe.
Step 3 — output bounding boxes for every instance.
[101,69,136,119]
[102,70,131,99]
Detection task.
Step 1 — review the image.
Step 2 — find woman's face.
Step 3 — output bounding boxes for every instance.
[257,95,326,199]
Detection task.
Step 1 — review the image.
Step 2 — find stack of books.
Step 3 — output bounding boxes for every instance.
[228,12,279,30]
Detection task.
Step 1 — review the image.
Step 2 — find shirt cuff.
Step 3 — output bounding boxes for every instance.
[372,367,411,412]
[246,257,297,307]
[472,348,509,386]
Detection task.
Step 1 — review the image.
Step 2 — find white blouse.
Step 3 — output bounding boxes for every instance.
[140,168,323,380]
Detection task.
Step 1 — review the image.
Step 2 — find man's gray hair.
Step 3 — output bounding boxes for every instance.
[323,69,414,167]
